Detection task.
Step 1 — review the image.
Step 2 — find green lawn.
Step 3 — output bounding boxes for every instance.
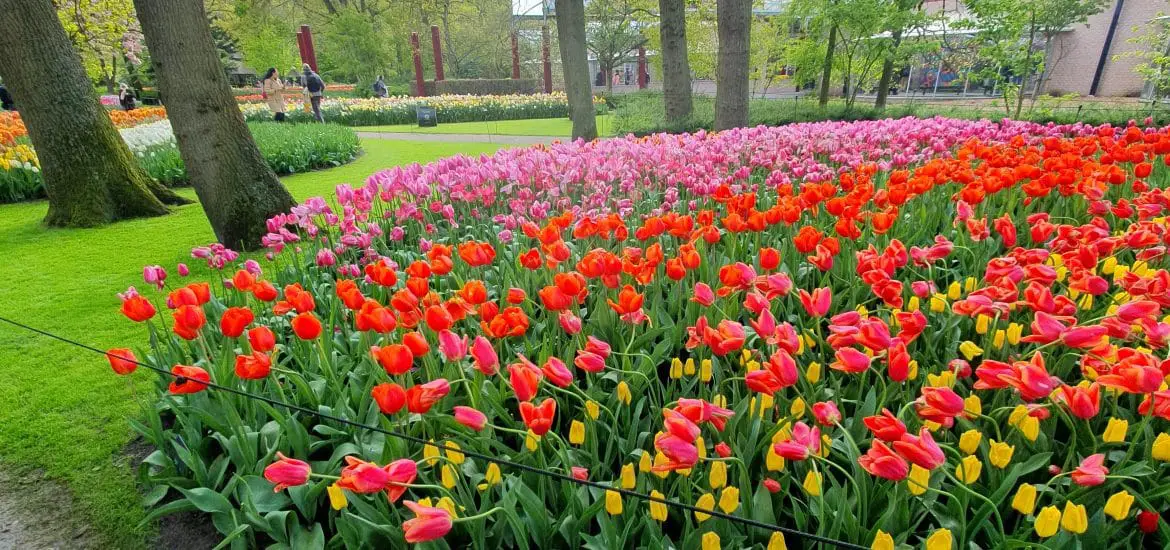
[353,114,615,136]
[0,138,503,548]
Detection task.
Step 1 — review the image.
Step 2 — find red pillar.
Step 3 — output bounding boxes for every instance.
[430,25,445,81]
[541,24,553,93]
[299,25,318,72]
[511,32,521,80]
[296,30,308,68]
[411,32,426,96]
[637,46,648,89]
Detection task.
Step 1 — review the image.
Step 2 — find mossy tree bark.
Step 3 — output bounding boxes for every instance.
[0,0,184,227]
[714,0,751,131]
[818,23,838,108]
[659,0,693,125]
[555,0,598,141]
[132,0,295,250]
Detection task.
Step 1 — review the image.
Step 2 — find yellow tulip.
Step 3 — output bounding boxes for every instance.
[1061,501,1088,534]
[870,530,894,550]
[964,395,982,417]
[906,295,920,312]
[605,490,622,515]
[955,455,982,484]
[699,359,712,382]
[1006,322,1023,345]
[697,436,707,459]
[1102,417,1128,443]
[907,360,919,380]
[684,358,697,376]
[701,531,720,550]
[620,463,635,489]
[484,463,501,486]
[585,400,600,420]
[1035,505,1061,537]
[569,420,586,445]
[648,490,668,521]
[993,329,1006,349]
[790,397,807,418]
[927,371,955,388]
[712,394,728,408]
[766,446,787,471]
[694,492,715,522]
[423,439,440,466]
[638,450,653,473]
[802,471,822,496]
[616,381,631,405]
[652,452,670,479]
[1009,405,1040,442]
[925,528,952,550]
[445,441,465,464]
[1011,483,1037,515]
[907,464,930,496]
[975,314,991,334]
[1152,432,1170,461]
[947,281,962,300]
[765,531,788,549]
[441,464,457,489]
[806,361,822,384]
[327,484,348,510]
[670,358,683,379]
[436,496,457,518]
[989,440,1014,469]
[964,276,978,292]
[1102,256,1118,274]
[959,341,983,360]
[718,486,740,513]
[1104,490,1135,521]
[709,461,727,489]
[930,294,948,313]
[958,429,982,455]
[525,430,540,451]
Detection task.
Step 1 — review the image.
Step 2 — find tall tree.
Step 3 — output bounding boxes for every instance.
[817,23,837,107]
[133,0,296,250]
[0,0,185,227]
[659,0,692,123]
[555,0,598,141]
[874,0,921,110]
[714,0,751,131]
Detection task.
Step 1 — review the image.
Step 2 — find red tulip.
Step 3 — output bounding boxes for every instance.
[773,421,821,460]
[798,287,832,317]
[248,326,276,352]
[763,478,781,493]
[1137,510,1160,534]
[403,331,431,357]
[663,409,701,442]
[106,348,138,375]
[405,379,450,414]
[337,456,391,493]
[264,452,311,492]
[1054,383,1100,419]
[692,282,716,306]
[892,428,945,470]
[234,352,271,380]
[675,398,735,431]
[859,440,910,481]
[542,356,574,387]
[509,360,543,402]
[290,312,322,340]
[120,295,156,322]
[652,434,698,472]
[402,500,453,543]
[830,347,871,374]
[371,383,407,414]
[169,365,210,394]
[372,344,414,375]
[1117,300,1160,323]
[469,336,499,375]
[172,305,206,340]
[220,307,254,338]
[715,442,731,458]
[519,397,556,435]
[863,409,907,442]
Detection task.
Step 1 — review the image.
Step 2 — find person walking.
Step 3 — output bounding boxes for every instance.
[612,70,620,88]
[260,68,286,122]
[118,82,136,111]
[372,75,388,98]
[0,82,13,111]
[302,63,325,123]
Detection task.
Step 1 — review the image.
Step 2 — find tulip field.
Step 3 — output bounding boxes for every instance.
[239,93,607,126]
[109,116,1170,549]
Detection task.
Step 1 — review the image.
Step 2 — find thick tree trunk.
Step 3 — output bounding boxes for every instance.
[715,0,751,131]
[659,0,693,124]
[0,0,178,227]
[133,0,296,250]
[818,24,837,108]
[555,0,598,141]
[874,28,903,110]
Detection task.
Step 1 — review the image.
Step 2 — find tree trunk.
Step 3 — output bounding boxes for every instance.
[133,0,296,250]
[714,0,751,131]
[659,0,693,124]
[874,28,903,110]
[818,24,837,108]
[0,0,181,227]
[555,0,598,141]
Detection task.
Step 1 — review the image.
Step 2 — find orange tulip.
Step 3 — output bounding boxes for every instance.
[219,307,254,338]
[372,344,414,375]
[290,312,322,340]
[106,348,138,375]
[120,295,156,322]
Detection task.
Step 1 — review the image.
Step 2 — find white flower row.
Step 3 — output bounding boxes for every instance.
[119,120,176,153]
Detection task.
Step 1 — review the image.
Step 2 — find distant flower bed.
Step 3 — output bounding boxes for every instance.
[240,93,607,126]
[233,84,355,97]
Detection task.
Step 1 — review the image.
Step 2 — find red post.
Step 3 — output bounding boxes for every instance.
[411,32,426,96]
[541,24,553,93]
[299,25,318,72]
[296,30,308,68]
[637,46,648,89]
[511,32,521,80]
[430,25,445,81]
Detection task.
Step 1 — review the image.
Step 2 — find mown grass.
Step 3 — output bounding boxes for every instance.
[0,138,503,548]
[354,114,616,137]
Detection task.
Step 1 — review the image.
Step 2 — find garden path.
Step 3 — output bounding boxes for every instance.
[354,132,563,145]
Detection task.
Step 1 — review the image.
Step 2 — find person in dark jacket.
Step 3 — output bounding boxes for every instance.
[0,84,13,111]
[118,83,136,111]
[302,64,325,122]
[372,75,388,98]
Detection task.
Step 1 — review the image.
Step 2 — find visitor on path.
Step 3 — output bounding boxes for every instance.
[0,83,13,111]
[624,67,632,85]
[373,75,388,98]
[261,68,286,121]
[612,70,620,88]
[302,64,325,123]
[118,83,136,111]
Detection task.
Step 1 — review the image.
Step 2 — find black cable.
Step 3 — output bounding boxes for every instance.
[0,315,866,549]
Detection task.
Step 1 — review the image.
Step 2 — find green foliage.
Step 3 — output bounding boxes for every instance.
[585,0,648,87]
[1116,13,1170,106]
[228,9,298,76]
[317,11,394,83]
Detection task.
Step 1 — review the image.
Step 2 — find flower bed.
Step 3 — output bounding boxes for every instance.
[0,118,360,202]
[113,117,1170,549]
[240,93,607,126]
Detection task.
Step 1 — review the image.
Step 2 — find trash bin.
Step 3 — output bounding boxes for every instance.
[416,106,437,127]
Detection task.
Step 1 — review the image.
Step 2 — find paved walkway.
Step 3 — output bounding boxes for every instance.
[355,132,562,145]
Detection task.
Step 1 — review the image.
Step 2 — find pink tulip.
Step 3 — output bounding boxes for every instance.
[470,336,498,375]
[264,452,311,492]
[1070,453,1108,486]
[437,330,468,361]
[692,282,715,306]
[402,500,453,543]
[812,401,842,426]
[453,406,487,431]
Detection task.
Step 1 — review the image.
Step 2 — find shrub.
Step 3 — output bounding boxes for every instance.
[109,117,1170,549]
[241,93,607,126]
